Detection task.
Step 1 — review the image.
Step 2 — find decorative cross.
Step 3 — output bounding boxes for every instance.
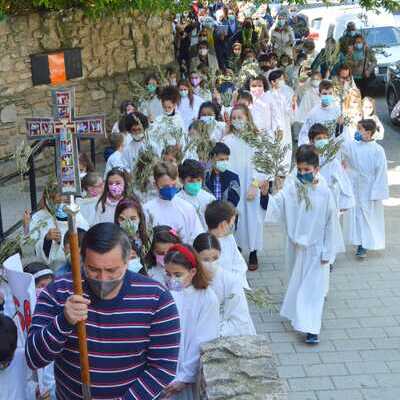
[25,88,105,196]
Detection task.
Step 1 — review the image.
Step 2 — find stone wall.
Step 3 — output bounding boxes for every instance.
[200,335,288,400]
[0,9,175,159]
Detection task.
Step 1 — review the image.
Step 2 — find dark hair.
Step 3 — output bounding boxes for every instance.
[97,168,130,213]
[144,74,159,86]
[81,172,102,191]
[205,200,236,230]
[114,196,150,249]
[24,261,54,285]
[319,80,333,93]
[81,223,132,263]
[119,100,136,115]
[237,89,253,104]
[193,232,221,253]
[79,153,95,173]
[109,133,124,150]
[337,64,352,76]
[198,40,209,49]
[308,123,329,142]
[178,159,204,180]
[164,244,211,289]
[0,315,17,364]
[246,74,268,91]
[198,101,221,120]
[353,33,364,42]
[145,225,182,266]
[63,227,87,248]
[296,144,319,168]
[268,69,284,83]
[160,86,180,104]
[358,118,377,135]
[153,161,178,182]
[210,142,230,158]
[124,112,149,132]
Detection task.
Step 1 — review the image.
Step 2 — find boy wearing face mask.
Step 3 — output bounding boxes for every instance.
[205,142,241,207]
[205,200,250,290]
[266,145,341,344]
[177,159,215,231]
[296,71,322,124]
[342,119,388,259]
[144,162,203,244]
[191,41,219,75]
[298,80,341,146]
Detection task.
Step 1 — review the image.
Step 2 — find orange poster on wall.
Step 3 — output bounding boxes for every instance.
[48,53,66,85]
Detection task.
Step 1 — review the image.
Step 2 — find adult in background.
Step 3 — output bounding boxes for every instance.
[26,223,181,400]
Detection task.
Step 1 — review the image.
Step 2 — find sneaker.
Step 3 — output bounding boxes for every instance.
[305,333,320,345]
[248,250,258,271]
[356,245,367,258]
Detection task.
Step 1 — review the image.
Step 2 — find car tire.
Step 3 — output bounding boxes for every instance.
[387,86,400,126]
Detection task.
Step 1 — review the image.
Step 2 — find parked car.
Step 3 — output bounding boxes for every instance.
[386,62,400,125]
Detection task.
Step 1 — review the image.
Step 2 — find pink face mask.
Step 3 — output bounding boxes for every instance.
[87,187,99,197]
[191,77,201,87]
[155,254,165,267]
[108,183,124,198]
[250,86,264,98]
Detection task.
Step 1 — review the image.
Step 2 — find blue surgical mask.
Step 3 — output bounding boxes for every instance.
[355,43,363,51]
[55,203,68,220]
[321,94,334,107]
[128,258,143,273]
[314,138,329,150]
[354,131,363,142]
[159,186,178,201]
[179,90,189,98]
[200,115,215,124]
[215,160,229,173]
[297,171,314,184]
[232,119,246,131]
[165,276,185,291]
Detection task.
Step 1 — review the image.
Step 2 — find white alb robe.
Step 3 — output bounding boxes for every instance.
[249,95,275,135]
[104,150,128,178]
[296,87,320,123]
[170,286,219,400]
[177,189,216,231]
[122,137,146,173]
[266,175,340,334]
[139,96,163,122]
[144,196,204,244]
[207,262,256,336]
[217,234,250,290]
[147,265,166,285]
[342,140,389,250]
[76,196,99,227]
[223,134,267,253]
[177,95,204,132]
[298,104,340,146]
[93,198,120,225]
[29,209,89,267]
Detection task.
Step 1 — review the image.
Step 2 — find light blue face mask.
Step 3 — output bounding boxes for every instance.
[321,94,334,107]
[314,138,329,150]
[165,276,185,291]
[55,204,68,220]
[128,258,143,273]
[200,115,215,124]
[232,119,246,131]
[354,131,363,142]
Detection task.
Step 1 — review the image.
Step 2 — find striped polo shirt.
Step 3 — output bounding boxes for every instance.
[25,271,180,400]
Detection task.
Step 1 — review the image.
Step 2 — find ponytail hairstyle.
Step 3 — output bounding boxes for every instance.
[96,168,130,213]
[193,232,221,254]
[145,225,182,267]
[164,243,211,289]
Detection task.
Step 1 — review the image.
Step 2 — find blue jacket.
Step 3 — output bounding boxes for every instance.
[205,168,240,207]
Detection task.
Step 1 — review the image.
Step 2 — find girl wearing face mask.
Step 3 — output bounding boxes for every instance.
[138,75,163,122]
[195,101,226,142]
[191,41,219,77]
[222,105,269,271]
[76,172,104,227]
[94,169,128,224]
[28,181,89,267]
[144,162,203,244]
[145,225,182,284]
[270,11,295,58]
[362,97,384,141]
[193,233,256,337]
[177,80,203,132]
[111,99,136,134]
[162,244,219,400]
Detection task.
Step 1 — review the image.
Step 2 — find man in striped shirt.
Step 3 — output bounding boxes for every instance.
[26,223,181,400]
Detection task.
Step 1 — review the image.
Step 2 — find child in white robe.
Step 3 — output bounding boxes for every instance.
[222,105,269,270]
[111,100,136,134]
[177,80,204,132]
[104,133,128,178]
[144,162,203,244]
[266,145,340,344]
[342,119,389,258]
[177,159,215,231]
[298,80,341,146]
[138,75,163,122]
[162,244,219,400]
[198,102,226,143]
[205,200,250,290]
[296,72,322,124]
[29,187,89,268]
[147,87,185,157]
[94,168,129,225]
[146,226,182,285]
[76,172,104,227]
[193,232,256,337]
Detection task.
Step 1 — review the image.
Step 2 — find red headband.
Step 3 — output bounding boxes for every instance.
[169,244,197,269]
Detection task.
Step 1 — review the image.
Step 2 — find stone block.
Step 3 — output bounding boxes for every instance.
[1,104,17,123]
[200,335,287,400]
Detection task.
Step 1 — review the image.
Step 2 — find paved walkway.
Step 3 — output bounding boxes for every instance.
[249,99,400,400]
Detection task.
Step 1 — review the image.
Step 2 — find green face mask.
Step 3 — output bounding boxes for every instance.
[147,83,157,93]
[184,181,202,196]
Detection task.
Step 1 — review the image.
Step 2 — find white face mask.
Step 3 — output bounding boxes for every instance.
[202,260,219,274]
[199,48,208,56]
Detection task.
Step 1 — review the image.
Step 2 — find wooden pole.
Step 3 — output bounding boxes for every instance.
[65,196,91,400]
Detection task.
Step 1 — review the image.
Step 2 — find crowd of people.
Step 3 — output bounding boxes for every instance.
[0,1,395,399]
